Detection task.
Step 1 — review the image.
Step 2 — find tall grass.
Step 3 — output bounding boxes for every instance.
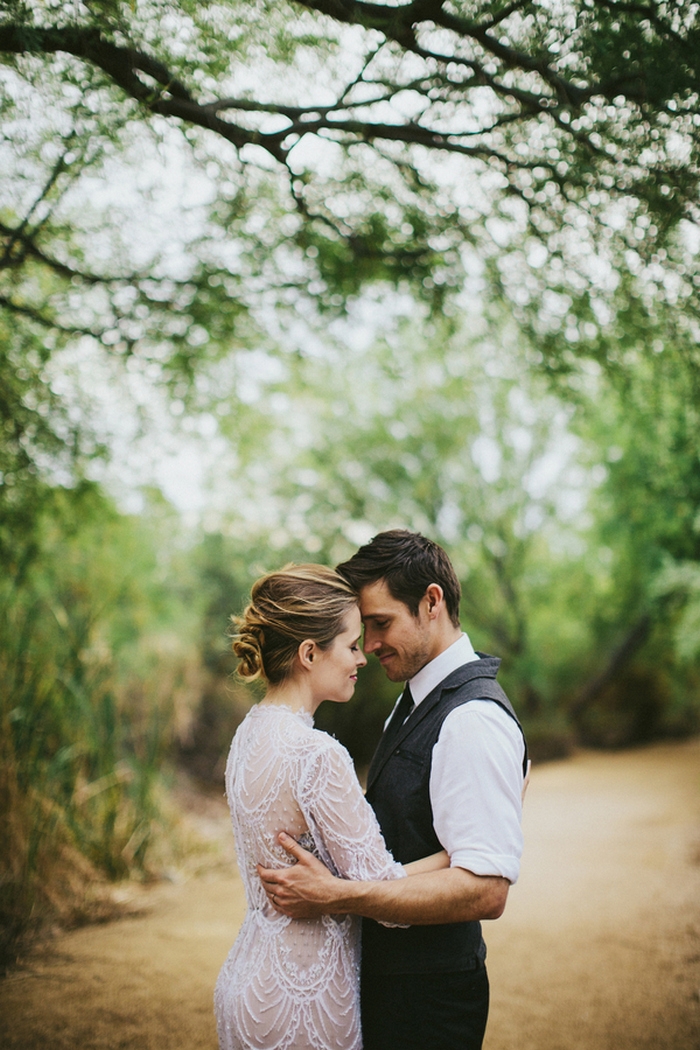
[0,488,202,971]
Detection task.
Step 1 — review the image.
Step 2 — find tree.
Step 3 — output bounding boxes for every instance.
[560,296,700,744]
[186,307,593,747]
[178,298,698,758]
[2,0,700,333]
[2,0,698,763]
[2,0,699,525]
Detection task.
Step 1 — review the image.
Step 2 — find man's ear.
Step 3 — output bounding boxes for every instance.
[424,583,444,619]
[298,639,317,670]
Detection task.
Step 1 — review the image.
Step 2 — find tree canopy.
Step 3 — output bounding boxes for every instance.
[4,1,700,221]
[2,0,700,335]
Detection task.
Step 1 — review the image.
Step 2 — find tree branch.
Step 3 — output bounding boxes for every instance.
[294,0,591,107]
[0,24,289,159]
[569,612,652,718]
[0,294,103,338]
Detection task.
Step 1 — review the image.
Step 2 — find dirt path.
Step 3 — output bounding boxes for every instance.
[2,739,699,1050]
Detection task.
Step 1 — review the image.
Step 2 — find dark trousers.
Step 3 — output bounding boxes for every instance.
[360,963,490,1050]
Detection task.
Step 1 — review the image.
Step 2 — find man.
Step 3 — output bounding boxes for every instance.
[259,530,528,1050]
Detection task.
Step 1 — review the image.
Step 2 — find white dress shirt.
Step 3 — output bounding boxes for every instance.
[391,634,525,884]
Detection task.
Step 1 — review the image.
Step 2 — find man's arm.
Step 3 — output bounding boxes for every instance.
[258,833,509,924]
[430,701,525,885]
[403,849,450,875]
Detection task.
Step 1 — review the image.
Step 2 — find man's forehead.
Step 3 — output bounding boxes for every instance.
[358,579,403,617]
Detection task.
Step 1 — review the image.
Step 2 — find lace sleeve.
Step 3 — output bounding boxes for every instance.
[300,738,406,884]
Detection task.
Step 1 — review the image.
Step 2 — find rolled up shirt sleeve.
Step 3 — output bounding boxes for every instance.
[429,700,525,885]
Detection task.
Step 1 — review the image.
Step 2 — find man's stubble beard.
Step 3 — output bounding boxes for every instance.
[382,639,432,683]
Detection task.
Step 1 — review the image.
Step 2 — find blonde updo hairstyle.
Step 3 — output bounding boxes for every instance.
[232,564,359,685]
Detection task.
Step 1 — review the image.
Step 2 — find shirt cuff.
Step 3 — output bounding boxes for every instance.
[449,849,520,885]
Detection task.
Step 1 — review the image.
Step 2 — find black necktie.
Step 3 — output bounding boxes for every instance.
[384,683,415,748]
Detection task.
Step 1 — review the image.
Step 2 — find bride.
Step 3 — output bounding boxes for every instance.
[214,564,447,1050]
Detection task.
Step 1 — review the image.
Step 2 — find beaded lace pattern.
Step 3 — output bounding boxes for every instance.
[214,703,405,1050]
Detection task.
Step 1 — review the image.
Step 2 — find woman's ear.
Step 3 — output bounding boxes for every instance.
[298,639,317,670]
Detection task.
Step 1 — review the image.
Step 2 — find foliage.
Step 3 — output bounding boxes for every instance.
[2,0,699,592]
[1,0,700,349]
[184,309,594,753]
[1,0,699,964]
[0,481,203,969]
[178,301,699,761]
[654,560,700,663]
[543,290,700,744]
[3,0,700,246]
[175,531,260,784]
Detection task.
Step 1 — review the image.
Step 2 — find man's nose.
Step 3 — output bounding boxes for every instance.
[363,632,381,653]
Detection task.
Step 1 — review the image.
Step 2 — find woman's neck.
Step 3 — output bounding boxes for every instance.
[262,679,317,715]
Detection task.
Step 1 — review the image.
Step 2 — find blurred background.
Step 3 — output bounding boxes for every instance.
[2,0,699,974]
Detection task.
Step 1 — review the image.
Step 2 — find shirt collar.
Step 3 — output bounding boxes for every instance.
[408,633,479,706]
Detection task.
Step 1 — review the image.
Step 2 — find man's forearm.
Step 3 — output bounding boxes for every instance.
[326,867,509,925]
[258,834,510,923]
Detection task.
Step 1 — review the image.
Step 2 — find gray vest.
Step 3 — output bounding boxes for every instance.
[362,655,526,975]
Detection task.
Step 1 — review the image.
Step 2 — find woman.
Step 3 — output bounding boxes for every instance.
[214,564,446,1050]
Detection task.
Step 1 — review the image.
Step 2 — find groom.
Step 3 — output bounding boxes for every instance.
[260,530,528,1050]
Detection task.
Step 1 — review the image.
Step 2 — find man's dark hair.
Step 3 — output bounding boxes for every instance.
[337,530,462,627]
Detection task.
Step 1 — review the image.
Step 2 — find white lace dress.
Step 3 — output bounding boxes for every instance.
[214,703,405,1050]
